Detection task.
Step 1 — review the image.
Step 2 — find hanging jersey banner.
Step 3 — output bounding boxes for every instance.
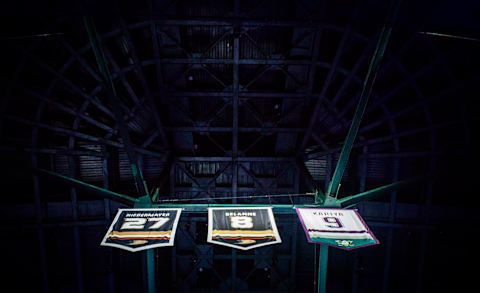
[207,207,281,250]
[101,208,182,252]
[296,208,378,250]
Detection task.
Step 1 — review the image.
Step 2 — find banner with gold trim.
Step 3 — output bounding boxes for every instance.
[101,208,182,252]
[207,207,281,250]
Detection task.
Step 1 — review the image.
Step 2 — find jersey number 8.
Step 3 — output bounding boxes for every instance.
[230,216,253,229]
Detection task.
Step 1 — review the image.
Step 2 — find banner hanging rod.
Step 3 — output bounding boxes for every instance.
[156,192,316,203]
[146,203,327,214]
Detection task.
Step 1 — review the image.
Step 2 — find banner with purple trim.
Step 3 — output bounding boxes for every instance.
[295,208,379,250]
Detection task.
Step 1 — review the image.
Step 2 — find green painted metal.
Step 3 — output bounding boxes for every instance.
[154,203,321,214]
[339,177,421,208]
[326,25,392,200]
[134,195,156,208]
[35,168,138,205]
[325,0,402,202]
[318,245,329,293]
[318,2,401,292]
[133,196,156,293]
[146,249,156,293]
[37,156,418,293]
[37,166,418,210]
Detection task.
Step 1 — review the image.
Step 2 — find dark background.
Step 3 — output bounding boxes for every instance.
[0,0,479,292]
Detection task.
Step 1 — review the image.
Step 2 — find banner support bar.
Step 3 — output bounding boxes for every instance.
[318,245,329,293]
[146,249,156,293]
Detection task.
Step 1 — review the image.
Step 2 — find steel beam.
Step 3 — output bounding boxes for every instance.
[338,177,420,208]
[358,83,461,135]
[325,3,398,198]
[163,126,306,132]
[146,249,156,293]
[5,114,165,158]
[84,16,149,197]
[306,120,456,160]
[150,18,336,29]
[20,86,114,133]
[317,245,329,293]
[1,211,448,231]
[335,40,458,134]
[170,186,297,194]
[331,38,376,107]
[168,91,309,99]
[155,203,320,214]
[118,17,170,149]
[177,156,293,162]
[100,47,159,140]
[35,168,138,205]
[298,27,322,150]
[156,57,329,65]
[20,48,114,119]
[0,146,103,157]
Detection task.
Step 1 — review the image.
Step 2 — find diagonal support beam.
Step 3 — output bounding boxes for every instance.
[338,176,421,208]
[83,16,149,197]
[35,168,138,206]
[325,0,401,199]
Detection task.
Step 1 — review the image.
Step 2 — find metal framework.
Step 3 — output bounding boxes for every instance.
[0,0,475,293]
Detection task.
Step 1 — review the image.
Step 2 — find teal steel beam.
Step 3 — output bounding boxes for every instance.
[35,168,138,206]
[325,0,402,199]
[146,249,156,293]
[318,245,329,293]
[37,166,419,210]
[319,2,401,293]
[83,16,149,197]
[325,15,397,199]
[338,177,420,208]
[37,165,418,210]
[155,203,320,214]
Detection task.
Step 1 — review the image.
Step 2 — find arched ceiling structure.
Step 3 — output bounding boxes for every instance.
[0,0,478,292]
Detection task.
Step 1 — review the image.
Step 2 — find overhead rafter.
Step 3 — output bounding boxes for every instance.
[6,114,165,158]
[325,0,402,201]
[299,4,359,154]
[117,15,170,150]
[83,16,149,197]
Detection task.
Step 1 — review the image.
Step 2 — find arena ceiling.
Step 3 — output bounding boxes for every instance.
[0,0,479,292]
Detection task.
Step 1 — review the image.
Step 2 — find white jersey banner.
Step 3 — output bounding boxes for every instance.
[101,208,182,252]
[207,207,282,250]
[295,208,378,250]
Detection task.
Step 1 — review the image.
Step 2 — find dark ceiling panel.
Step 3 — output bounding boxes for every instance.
[0,0,478,292]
